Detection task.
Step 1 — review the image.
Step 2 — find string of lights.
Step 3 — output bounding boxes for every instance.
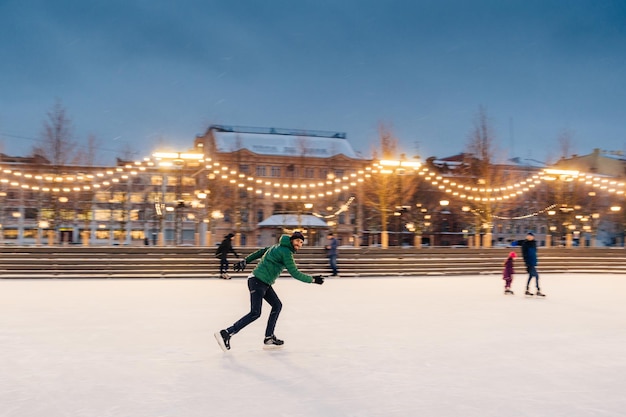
[311,196,356,219]
[0,156,624,204]
[490,204,560,220]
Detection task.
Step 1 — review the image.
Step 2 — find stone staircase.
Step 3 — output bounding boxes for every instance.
[1,246,626,279]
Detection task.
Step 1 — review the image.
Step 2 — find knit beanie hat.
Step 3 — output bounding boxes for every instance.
[290,231,305,241]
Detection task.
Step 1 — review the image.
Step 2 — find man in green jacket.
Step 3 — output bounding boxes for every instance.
[214,232,325,351]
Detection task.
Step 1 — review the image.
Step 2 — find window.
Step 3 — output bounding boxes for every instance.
[24,207,38,220]
[286,164,297,178]
[304,168,315,178]
[239,165,249,174]
[256,166,267,177]
[151,175,165,186]
[271,166,281,177]
[181,176,195,187]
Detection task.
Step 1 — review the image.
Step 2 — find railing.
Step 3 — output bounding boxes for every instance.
[1,246,625,279]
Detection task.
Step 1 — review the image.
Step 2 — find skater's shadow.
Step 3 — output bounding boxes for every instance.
[220,352,339,414]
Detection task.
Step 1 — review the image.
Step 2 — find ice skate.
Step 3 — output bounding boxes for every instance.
[220,273,231,280]
[536,291,546,297]
[525,290,534,296]
[263,335,284,349]
[214,330,231,351]
[504,289,514,295]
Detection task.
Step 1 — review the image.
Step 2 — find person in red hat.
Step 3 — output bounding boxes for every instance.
[503,251,516,294]
[214,231,325,351]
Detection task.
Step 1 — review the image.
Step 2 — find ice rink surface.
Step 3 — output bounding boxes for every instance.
[1,274,625,417]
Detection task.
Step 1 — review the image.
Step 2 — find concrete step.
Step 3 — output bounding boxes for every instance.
[1,246,625,278]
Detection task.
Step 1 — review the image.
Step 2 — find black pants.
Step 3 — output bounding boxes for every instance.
[328,254,338,275]
[219,257,229,274]
[526,264,540,290]
[227,277,282,338]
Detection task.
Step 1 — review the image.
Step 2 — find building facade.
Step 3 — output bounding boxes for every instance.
[0,125,371,247]
[193,125,371,247]
[1,136,625,248]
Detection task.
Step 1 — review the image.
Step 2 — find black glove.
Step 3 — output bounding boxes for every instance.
[312,275,325,285]
[233,260,247,272]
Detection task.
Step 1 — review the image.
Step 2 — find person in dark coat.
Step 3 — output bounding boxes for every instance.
[521,232,545,296]
[502,251,516,295]
[325,233,339,276]
[215,233,238,279]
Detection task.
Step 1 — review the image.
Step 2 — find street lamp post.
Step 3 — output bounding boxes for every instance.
[153,151,205,247]
[108,197,116,245]
[610,205,622,246]
[437,200,450,248]
[376,158,420,248]
[414,204,428,249]
[157,177,167,246]
[591,213,600,247]
[17,188,25,245]
[546,210,556,247]
[196,192,208,246]
[393,209,401,246]
[567,224,577,247]
[461,205,474,247]
[209,210,224,247]
[12,211,23,245]
[393,205,410,247]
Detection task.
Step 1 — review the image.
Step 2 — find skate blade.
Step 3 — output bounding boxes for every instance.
[214,332,228,352]
[262,344,284,350]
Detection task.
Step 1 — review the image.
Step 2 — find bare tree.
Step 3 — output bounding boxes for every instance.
[557,128,575,159]
[362,123,402,247]
[73,133,101,166]
[462,106,502,246]
[466,105,495,170]
[30,100,77,242]
[33,99,76,167]
[117,141,140,163]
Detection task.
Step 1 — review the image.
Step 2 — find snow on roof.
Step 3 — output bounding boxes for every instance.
[213,131,358,158]
[507,157,547,168]
[258,214,328,228]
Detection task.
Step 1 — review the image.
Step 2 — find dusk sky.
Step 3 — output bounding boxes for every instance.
[1,0,625,165]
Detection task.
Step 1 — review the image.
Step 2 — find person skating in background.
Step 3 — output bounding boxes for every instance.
[214,232,325,351]
[521,232,545,297]
[325,232,339,276]
[503,251,516,295]
[215,233,238,279]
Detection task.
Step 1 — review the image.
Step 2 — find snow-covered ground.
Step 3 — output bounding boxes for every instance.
[1,274,625,417]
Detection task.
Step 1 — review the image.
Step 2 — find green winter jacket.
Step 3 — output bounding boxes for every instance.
[245,235,313,285]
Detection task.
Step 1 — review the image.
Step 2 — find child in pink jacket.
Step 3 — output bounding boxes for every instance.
[503,251,516,295]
